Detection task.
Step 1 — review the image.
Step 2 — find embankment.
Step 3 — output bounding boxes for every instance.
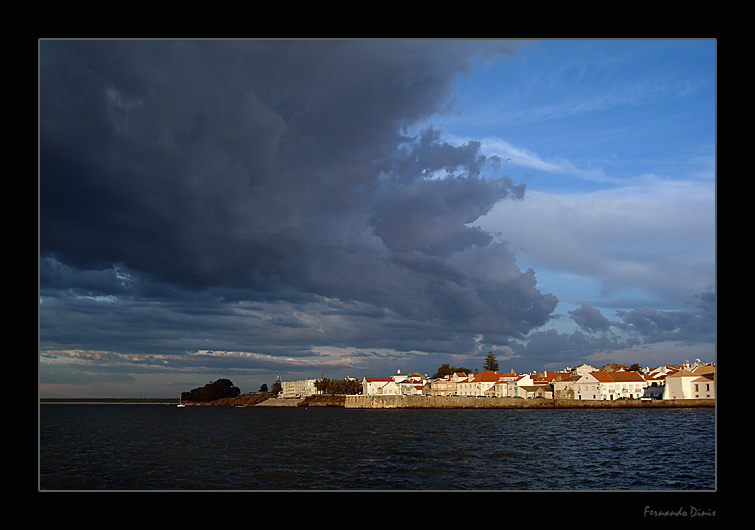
[298,395,347,407]
[343,395,715,409]
[256,397,306,406]
[188,394,715,408]
[187,393,272,406]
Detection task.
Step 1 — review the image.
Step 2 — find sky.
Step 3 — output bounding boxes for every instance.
[38,39,716,398]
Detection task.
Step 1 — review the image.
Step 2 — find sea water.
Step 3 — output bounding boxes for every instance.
[39,404,715,490]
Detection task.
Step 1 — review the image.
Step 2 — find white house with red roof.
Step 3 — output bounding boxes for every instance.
[362,376,399,395]
[362,370,428,395]
[456,370,504,396]
[485,370,522,397]
[505,372,536,398]
[663,364,715,399]
[574,370,648,400]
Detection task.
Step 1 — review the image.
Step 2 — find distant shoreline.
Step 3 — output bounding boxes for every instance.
[40,398,177,404]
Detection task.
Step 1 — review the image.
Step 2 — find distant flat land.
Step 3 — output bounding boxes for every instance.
[40,398,178,404]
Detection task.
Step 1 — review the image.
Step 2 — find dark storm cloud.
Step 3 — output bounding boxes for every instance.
[507,328,639,365]
[371,130,525,256]
[566,287,716,346]
[614,287,716,345]
[510,288,716,368]
[40,39,555,353]
[568,303,612,333]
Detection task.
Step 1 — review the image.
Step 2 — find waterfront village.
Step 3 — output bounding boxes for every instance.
[279,359,715,402]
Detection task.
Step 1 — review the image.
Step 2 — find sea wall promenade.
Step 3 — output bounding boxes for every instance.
[295,395,714,409]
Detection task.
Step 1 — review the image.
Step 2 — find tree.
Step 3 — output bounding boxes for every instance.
[259,383,269,393]
[431,363,474,379]
[181,378,241,403]
[483,351,499,372]
[315,377,361,395]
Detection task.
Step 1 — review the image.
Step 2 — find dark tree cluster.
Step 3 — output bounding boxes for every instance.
[431,363,474,379]
[314,377,362,395]
[181,378,241,403]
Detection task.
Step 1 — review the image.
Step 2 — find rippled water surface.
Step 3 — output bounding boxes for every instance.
[39,404,715,490]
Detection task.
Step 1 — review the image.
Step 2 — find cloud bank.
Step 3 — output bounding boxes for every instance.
[39,41,714,395]
[39,41,559,390]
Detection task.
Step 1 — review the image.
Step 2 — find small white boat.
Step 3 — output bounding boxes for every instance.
[177,395,186,408]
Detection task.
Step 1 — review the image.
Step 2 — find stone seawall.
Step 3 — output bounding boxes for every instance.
[343,395,715,409]
[255,397,305,406]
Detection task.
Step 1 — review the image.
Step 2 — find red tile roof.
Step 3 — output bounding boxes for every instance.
[473,370,504,382]
[590,371,645,383]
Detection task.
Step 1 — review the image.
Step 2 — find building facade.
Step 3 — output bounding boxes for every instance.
[663,365,715,399]
[456,371,503,396]
[280,378,319,398]
[574,371,648,400]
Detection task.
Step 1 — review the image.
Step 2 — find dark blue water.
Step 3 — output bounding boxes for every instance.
[39,404,715,490]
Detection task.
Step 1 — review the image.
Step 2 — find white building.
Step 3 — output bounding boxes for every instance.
[574,371,647,400]
[640,372,666,399]
[506,373,535,398]
[663,365,715,399]
[489,380,510,397]
[398,372,427,395]
[362,377,398,395]
[570,364,597,376]
[280,378,319,399]
[552,375,581,399]
[362,370,427,395]
[485,371,523,397]
[691,373,715,399]
[456,371,502,396]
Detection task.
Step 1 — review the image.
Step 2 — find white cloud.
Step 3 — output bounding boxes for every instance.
[474,176,715,308]
[439,134,622,184]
